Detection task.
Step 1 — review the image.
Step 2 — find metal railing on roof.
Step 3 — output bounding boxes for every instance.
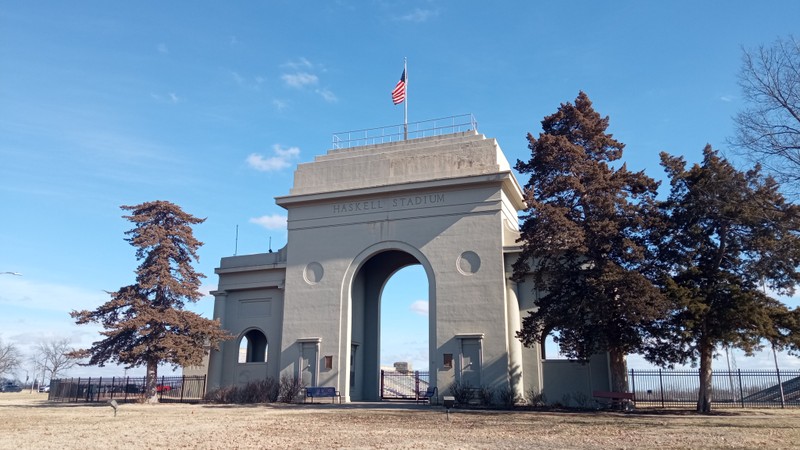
[332,114,478,149]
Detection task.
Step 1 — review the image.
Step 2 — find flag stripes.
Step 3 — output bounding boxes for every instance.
[392,69,406,105]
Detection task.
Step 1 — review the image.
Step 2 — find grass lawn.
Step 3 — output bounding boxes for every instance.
[1,392,798,449]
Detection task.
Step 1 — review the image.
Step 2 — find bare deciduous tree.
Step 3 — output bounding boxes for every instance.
[35,338,78,382]
[731,35,800,195]
[0,338,21,377]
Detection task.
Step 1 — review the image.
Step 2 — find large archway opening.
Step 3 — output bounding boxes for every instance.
[380,265,428,371]
[349,249,432,401]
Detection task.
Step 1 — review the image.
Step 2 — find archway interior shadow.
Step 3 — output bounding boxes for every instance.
[350,250,429,401]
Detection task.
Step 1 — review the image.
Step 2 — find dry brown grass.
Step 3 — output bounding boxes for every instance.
[1,392,798,449]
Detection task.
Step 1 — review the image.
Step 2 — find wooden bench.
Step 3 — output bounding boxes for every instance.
[304,386,341,404]
[416,386,438,404]
[592,390,635,410]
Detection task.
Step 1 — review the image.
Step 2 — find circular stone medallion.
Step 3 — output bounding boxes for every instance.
[457,251,481,275]
[303,262,324,284]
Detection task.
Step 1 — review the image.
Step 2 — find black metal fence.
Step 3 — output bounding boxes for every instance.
[381,370,430,400]
[629,369,800,408]
[48,375,206,404]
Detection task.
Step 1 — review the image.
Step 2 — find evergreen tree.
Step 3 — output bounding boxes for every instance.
[513,92,667,392]
[71,201,231,403]
[654,146,800,412]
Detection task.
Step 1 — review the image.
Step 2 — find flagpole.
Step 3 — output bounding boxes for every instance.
[403,57,408,141]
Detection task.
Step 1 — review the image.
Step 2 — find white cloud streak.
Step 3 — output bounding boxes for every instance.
[398,8,439,22]
[280,58,336,101]
[282,72,318,88]
[246,144,300,172]
[0,275,216,379]
[409,300,428,316]
[281,57,313,70]
[316,88,338,103]
[249,214,288,230]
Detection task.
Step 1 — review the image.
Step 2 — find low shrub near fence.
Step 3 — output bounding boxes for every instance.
[204,376,303,404]
[48,375,206,404]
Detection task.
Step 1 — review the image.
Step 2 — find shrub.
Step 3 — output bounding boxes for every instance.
[240,378,279,403]
[497,386,520,408]
[205,385,237,403]
[448,380,474,406]
[278,375,304,403]
[572,391,590,408]
[204,378,279,404]
[477,385,494,406]
[526,386,546,407]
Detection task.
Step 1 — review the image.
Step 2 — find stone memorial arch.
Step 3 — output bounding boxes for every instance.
[208,124,612,403]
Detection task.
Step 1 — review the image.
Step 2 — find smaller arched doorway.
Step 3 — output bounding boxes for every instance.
[238,329,268,363]
[347,246,434,402]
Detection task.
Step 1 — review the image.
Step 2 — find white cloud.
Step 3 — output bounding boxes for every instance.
[157,43,168,54]
[279,58,335,101]
[0,276,107,314]
[230,71,264,90]
[282,72,318,88]
[249,214,288,230]
[0,275,215,380]
[246,144,300,172]
[231,71,245,86]
[409,300,428,316]
[0,277,109,364]
[398,8,439,22]
[150,92,180,104]
[281,57,313,70]
[272,99,289,111]
[720,95,734,102]
[315,88,338,103]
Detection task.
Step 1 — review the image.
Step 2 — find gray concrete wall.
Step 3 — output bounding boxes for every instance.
[208,131,612,405]
[541,354,611,407]
[207,249,287,390]
[275,132,524,401]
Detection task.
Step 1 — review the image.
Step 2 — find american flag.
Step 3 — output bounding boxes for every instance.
[391,69,406,105]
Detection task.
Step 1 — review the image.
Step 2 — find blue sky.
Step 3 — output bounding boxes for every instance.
[1,1,799,379]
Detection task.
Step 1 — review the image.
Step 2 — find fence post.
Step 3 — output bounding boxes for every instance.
[110,377,115,400]
[415,371,420,398]
[97,377,102,402]
[776,367,785,409]
[75,377,80,402]
[202,374,207,400]
[738,369,744,408]
[124,376,129,402]
[658,370,665,408]
[160,375,165,401]
[86,377,91,402]
[630,369,636,399]
[180,375,185,402]
[380,370,385,400]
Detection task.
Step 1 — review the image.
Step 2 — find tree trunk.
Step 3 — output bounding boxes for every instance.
[608,348,629,393]
[145,360,159,404]
[697,341,713,413]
